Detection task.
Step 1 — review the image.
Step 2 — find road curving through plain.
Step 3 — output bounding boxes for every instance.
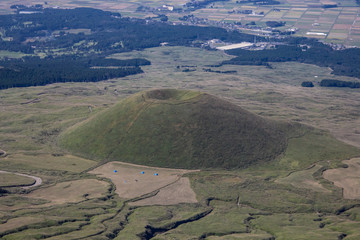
[0,170,42,189]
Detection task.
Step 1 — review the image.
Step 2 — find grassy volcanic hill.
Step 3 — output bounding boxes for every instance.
[59,89,302,169]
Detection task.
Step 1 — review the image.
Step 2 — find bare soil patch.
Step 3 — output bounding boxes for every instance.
[129,177,197,206]
[89,161,198,201]
[323,158,360,199]
[27,179,109,205]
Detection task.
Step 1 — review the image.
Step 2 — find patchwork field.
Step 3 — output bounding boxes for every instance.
[1,0,359,45]
[181,1,359,45]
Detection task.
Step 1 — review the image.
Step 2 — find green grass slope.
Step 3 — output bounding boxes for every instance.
[60,89,360,170]
[59,89,297,169]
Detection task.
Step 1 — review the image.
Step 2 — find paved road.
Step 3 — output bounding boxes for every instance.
[0,170,42,189]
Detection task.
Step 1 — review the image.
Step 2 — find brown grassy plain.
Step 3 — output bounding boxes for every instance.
[129,177,198,206]
[0,216,42,233]
[323,158,360,199]
[0,154,97,173]
[27,179,110,205]
[89,161,198,201]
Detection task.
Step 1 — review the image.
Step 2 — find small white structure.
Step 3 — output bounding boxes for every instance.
[162,5,174,11]
[306,32,327,36]
[19,11,42,14]
[216,42,253,50]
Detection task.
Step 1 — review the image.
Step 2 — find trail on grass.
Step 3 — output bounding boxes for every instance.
[0,149,6,157]
[0,170,42,189]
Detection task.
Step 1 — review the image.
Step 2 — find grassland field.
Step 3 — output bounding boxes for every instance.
[275,164,330,193]
[0,46,360,239]
[323,158,360,199]
[0,172,35,188]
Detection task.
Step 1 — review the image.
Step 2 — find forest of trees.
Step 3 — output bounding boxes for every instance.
[266,21,285,28]
[0,7,257,54]
[185,0,229,10]
[224,43,360,79]
[0,56,150,89]
[320,79,360,88]
[301,81,314,87]
[0,7,258,89]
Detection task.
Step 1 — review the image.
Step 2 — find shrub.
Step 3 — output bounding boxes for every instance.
[301,81,314,87]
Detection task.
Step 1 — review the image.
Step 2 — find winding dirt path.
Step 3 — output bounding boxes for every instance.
[0,170,42,189]
[0,149,7,157]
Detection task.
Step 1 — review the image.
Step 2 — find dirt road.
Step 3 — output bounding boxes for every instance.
[0,170,42,189]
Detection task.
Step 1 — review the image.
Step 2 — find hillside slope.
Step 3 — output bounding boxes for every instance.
[59,89,302,169]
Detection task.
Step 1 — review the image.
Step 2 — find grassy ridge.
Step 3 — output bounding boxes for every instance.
[277,130,360,171]
[59,89,295,169]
